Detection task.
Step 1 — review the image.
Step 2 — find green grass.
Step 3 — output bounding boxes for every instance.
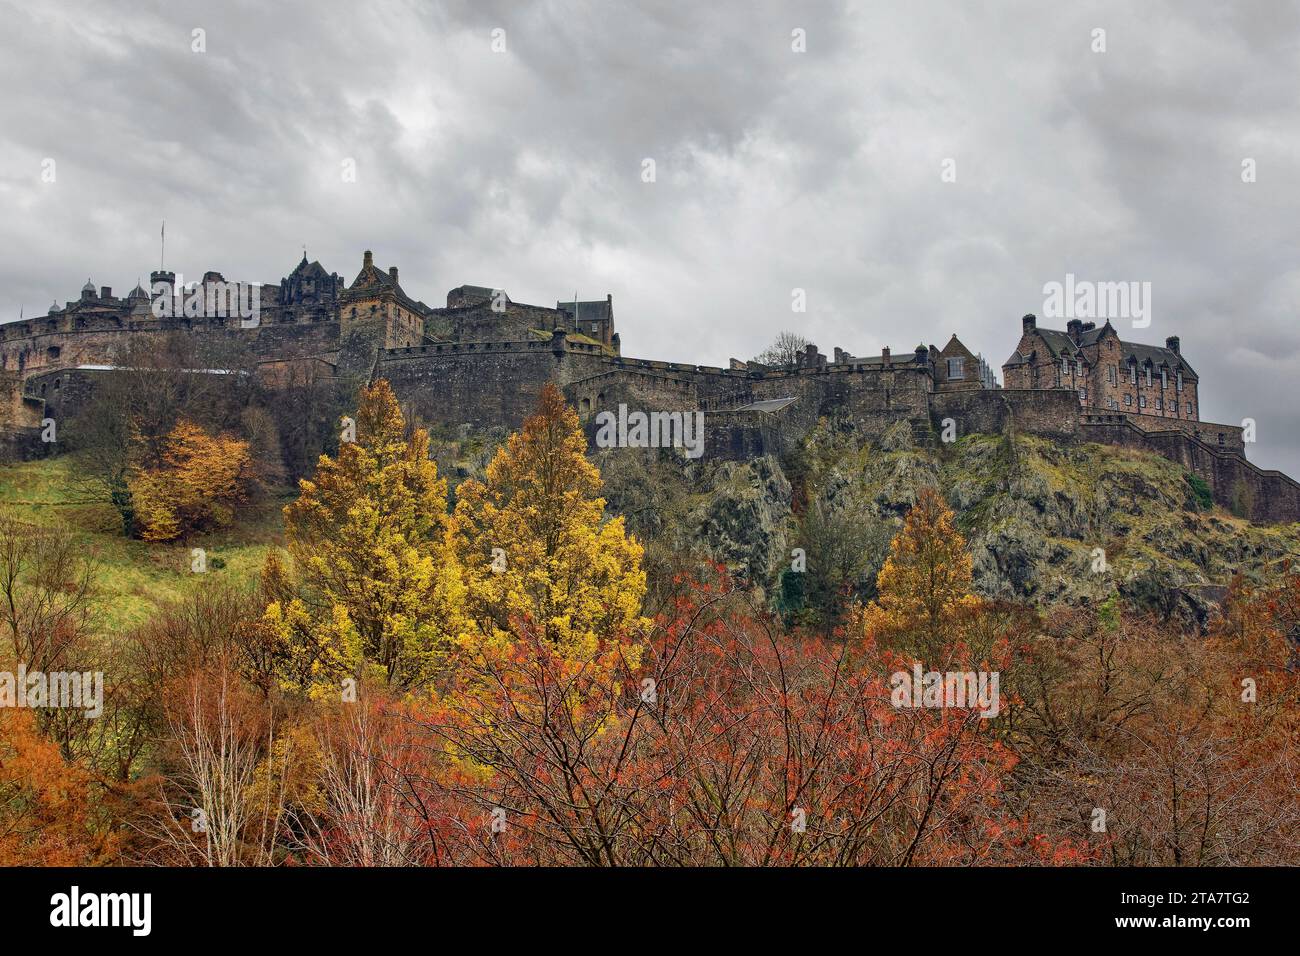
[0,457,290,634]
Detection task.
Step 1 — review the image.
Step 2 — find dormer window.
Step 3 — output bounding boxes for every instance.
[1176,371,1182,391]
[1076,359,1084,376]
[1160,368,1168,389]
[1129,362,1137,384]
[1061,357,1069,377]
[1144,366,1152,387]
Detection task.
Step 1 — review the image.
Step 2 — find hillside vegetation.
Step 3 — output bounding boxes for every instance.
[599,419,1300,626]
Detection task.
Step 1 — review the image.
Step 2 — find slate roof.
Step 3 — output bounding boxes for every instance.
[737,397,798,413]
[1027,322,1197,379]
[342,259,420,310]
[557,299,611,323]
[290,255,333,281]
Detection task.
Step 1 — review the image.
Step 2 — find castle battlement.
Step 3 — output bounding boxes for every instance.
[1,251,1289,522]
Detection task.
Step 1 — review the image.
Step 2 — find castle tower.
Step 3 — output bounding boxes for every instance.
[338,250,424,349]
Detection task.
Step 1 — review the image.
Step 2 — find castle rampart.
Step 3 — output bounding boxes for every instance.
[3,252,1294,523]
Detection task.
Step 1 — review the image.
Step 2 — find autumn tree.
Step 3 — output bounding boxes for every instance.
[129,419,255,541]
[67,332,260,533]
[278,379,464,689]
[421,575,1031,866]
[450,383,648,657]
[861,487,981,659]
[0,707,115,865]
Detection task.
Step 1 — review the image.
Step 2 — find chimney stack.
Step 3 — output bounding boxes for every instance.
[363,250,373,268]
[389,266,398,284]
[1067,318,1083,341]
[100,286,111,299]
[1022,313,1037,332]
[1166,335,1180,354]
[882,346,891,367]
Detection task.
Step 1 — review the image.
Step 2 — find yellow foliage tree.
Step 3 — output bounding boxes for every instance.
[130,420,253,541]
[862,487,981,659]
[279,379,465,689]
[451,383,648,660]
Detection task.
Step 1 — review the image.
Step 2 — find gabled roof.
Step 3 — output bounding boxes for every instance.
[1121,342,1197,378]
[342,258,420,310]
[557,299,611,323]
[290,255,332,281]
[1035,328,1083,359]
[1028,321,1198,379]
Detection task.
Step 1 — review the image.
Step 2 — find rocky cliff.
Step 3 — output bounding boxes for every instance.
[596,420,1300,626]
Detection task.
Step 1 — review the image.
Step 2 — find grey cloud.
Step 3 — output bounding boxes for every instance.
[2,0,1298,473]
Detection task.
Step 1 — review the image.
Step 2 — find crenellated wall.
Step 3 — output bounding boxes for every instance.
[2,290,1296,524]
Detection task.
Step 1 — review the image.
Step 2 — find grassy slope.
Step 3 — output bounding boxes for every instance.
[0,458,289,634]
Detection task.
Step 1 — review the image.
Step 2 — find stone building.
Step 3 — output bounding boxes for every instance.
[338,251,425,349]
[2,248,1295,522]
[1002,313,1216,439]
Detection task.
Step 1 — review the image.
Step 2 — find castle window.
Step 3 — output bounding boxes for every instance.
[1156,398,1162,411]
[947,357,964,380]
[1079,388,1087,402]
[1061,357,1069,378]
[46,345,60,360]
[1107,365,1116,384]
[53,379,60,390]
[1076,360,1084,376]
[1145,367,1152,387]
[1186,402,1193,416]
[1160,368,1168,389]
[1217,433,1225,446]
[1139,396,1147,409]
[1130,363,1137,384]
[1124,394,1132,407]
[1176,371,1182,391]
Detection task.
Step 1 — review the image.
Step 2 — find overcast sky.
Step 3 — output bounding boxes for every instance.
[3,0,1299,473]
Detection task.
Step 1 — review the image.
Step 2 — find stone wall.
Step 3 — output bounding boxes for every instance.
[1079,419,1300,523]
[929,388,1081,440]
[377,339,566,430]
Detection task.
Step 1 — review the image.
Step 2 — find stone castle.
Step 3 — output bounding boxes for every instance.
[2,249,1297,523]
